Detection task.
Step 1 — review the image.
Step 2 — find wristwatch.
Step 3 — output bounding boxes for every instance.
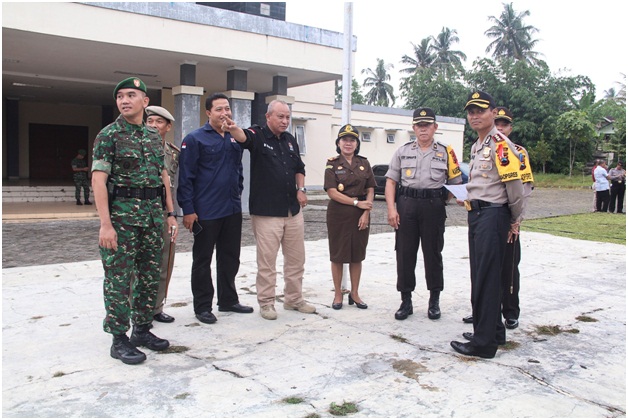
[297,187,307,193]
[353,199,359,207]
[166,211,177,218]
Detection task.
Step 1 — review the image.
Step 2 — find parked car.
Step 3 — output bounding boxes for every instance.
[372,164,388,196]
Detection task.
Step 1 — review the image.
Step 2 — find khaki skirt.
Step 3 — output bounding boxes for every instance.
[326,199,370,263]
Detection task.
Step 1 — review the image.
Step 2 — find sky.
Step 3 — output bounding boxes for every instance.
[286,0,626,102]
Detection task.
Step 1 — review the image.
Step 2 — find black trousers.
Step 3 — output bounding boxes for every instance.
[191,212,242,313]
[501,236,521,320]
[468,205,510,349]
[395,195,446,293]
[596,189,610,212]
[609,184,625,213]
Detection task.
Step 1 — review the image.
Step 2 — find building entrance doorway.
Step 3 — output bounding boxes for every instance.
[29,124,89,180]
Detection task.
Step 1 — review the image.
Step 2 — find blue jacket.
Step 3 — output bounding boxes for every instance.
[177,122,246,220]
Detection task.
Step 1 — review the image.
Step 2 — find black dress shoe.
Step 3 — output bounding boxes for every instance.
[153,312,175,323]
[450,341,496,359]
[332,301,343,310]
[218,303,254,313]
[196,311,217,324]
[505,318,519,329]
[462,315,473,323]
[462,332,506,345]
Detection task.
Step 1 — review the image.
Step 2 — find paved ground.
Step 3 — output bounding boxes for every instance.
[2,188,594,268]
[2,187,626,417]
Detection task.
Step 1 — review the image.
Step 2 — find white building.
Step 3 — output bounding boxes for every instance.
[2,2,464,195]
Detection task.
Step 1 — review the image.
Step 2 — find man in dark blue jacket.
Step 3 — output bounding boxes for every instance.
[177,93,254,324]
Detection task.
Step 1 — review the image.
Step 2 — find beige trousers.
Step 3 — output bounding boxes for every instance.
[251,212,306,307]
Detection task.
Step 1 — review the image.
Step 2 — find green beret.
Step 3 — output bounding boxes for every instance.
[113,77,147,99]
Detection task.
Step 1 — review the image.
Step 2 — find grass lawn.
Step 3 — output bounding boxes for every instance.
[523,212,626,245]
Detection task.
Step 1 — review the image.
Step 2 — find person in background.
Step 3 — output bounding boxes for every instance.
[594,161,611,212]
[145,105,179,324]
[71,149,92,206]
[324,124,375,310]
[608,161,626,214]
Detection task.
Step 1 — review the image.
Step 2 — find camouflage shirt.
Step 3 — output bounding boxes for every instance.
[92,115,165,228]
[71,157,89,181]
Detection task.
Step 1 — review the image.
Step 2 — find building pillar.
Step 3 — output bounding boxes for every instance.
[4,98,20,180]
[172,62,203,214]
[225,67,254,213]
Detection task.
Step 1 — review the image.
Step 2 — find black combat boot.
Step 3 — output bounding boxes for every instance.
[76,200,83,205]
[110,334,146,365]
[428,290,441,320]
[130,323,170,351]
[395,292,413,320]
[84,199,92,205]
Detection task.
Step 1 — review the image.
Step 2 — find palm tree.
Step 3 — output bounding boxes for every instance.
[400,38,434,76]
[361,58,396,107]
[430,27,467,80]
[485,2,542,64]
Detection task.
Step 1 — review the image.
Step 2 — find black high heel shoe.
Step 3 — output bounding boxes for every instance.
[332,296,343,310]
[348,293,368,309]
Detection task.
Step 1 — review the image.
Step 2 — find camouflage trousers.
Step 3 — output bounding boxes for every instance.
[101,221,163,335]
[74,177,90,201]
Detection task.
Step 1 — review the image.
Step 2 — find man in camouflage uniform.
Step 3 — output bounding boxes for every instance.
[145,105,179,324]
[71,149,92,205]
[91,77,178,365]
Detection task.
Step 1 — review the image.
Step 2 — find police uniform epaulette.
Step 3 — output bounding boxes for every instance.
[327,155,340,161]
[492,132,506,142]
[435,141,449,149]
[356,154,368,159]
[165,141,180,152]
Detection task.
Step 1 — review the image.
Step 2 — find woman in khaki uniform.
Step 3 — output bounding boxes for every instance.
[324,124,376,310]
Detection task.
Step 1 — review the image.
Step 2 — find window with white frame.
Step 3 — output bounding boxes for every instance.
[362,132,371,142]
[294,124,306,155]
[386,133,395,143]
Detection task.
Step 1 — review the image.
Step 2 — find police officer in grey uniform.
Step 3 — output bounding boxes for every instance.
[385,107,462,321]
[450,91,525,359]
[145,106,180,323]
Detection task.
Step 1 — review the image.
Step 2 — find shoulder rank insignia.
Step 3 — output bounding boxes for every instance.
[165,141,180,152]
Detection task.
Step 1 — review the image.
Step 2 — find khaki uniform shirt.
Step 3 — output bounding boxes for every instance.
[324,154,376,197]
[385,140,462,188]
[467,127,525,222]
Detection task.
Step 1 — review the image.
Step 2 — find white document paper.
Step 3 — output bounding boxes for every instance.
[444,184,468,200]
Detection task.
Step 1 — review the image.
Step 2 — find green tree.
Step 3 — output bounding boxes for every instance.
[485,2,542,64]
[430,27,467,80]
[335,78,365,105]
[529,137,553,173]
[361,58,396,107]
[400,72,467,117]
[555,110,596,176]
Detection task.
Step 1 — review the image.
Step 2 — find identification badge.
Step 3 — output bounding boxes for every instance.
[405,169,412,177]
[482,147,491,159]
[338,183,344,191]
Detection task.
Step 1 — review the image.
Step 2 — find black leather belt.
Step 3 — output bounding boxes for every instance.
[113,186,163,200]
[399,186,444,199]
[465,199,508,211]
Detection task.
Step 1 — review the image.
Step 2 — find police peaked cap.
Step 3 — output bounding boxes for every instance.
[464,90,496,110]
[113,77,147,99]
[494,106,513,123]
[336,124,361,155]
[412,107,436,124]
